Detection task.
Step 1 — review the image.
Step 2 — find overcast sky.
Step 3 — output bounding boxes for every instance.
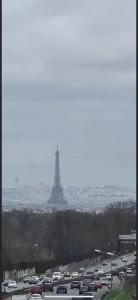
[2,0,136,188]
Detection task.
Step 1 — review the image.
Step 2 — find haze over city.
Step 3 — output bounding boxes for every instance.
[3,0,136,188]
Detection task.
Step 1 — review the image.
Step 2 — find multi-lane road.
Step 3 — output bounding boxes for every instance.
[4,252,136,300]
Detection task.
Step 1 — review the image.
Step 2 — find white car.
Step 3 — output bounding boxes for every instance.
[97,268,104,275]
[30,294,42,299]
[106,273,112,280]
[31,275,39,282]
[52,272,63,280]
[121,256,128,262]
[126,268,132,273]
[71,272,79,278]
[8,281,17,288]
[134,251,136,256]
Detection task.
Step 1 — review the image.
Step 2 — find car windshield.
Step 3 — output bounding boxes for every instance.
[54,272,60,275]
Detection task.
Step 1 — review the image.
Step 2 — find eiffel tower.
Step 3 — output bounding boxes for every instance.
[47,146,68,207]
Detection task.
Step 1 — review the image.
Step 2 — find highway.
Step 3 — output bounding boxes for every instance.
[4,252,135,299]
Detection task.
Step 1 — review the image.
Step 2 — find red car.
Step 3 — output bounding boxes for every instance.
[94,281,102,288]
[30,286,43,295]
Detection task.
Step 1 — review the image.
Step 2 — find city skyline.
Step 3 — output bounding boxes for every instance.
[3,0,136,188]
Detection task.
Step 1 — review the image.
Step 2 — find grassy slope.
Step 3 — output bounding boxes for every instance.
[104,284,136,300]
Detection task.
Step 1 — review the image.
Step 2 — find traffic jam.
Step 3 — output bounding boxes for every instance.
[2,251,136,299]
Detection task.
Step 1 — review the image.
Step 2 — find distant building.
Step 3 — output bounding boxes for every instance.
[118,230,136,251]
[47,147,68,208]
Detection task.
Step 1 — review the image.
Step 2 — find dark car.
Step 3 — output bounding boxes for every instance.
[30,286,43,295]
[79,285,89,295]
[42,277,51,284]
[111,270,118,276]
[88,282,97,291]
[86,271,94,276]
[29,278,38,285]
[71,281,80,289]
[63,272,70,277]
[83,279,91,286]
[3,280,9,287]
[111,261,117,266]
[94,268,98,272]
[23,276,32,283]
[43,282,53,292]
[56,285,67,294]
[39,274,47,281]
[93,274,100,280]
[79,267,85,274]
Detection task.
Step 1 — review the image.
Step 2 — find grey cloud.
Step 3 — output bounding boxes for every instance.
[2,0,136,187]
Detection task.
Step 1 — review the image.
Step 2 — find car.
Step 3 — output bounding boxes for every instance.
[63,271,70,277]
[52,272,63,281]
[121,256,128,262]
[111,261,117,266]
[97,268,104,275]
[30,294,42,299]
[71,271,79,278]
[3,280,10,287]
[106,273,112,281]
[42,277,51,283]
[23,276,32,283]
[94,268,98,273]
[39,274,47,281]
[134,251,136,256]
[79,273,85,278]
[31,276,39,282]
[101,278,109,286]
[94,280,102,288]
[29,278,38,284]
[8,280,17,288]
[83,279,91,286]
[93,274,100,280]
[71,281,80,289]
[88,282,97,291]
[102,260,108,266]
[79,285,89,295]
[111,270,118,276]
[2,285,6,293]
[79,267,85,273]
[126,267,132,273]
[30,286,43,295]
[43,280,53,292]
[86,271,94,276]
[56,285,67,294]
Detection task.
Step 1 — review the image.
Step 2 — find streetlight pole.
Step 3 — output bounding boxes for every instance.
[106,252,115,292]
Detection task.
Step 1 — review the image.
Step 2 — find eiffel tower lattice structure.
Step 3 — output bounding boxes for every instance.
[47,147,68,207]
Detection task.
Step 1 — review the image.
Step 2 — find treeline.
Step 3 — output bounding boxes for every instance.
[2,200,136,270]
